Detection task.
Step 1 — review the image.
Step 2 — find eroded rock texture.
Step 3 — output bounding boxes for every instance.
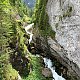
[46,0,80,79]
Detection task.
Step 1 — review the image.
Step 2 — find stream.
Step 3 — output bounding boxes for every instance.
[43,58,65,80]
[25,23,34,43]
[25,23,65,80]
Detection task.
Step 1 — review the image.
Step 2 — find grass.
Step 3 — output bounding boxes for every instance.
[0,53,18,80]
[22,54,51,80]
[3,64,18,80]
[33,0,55,39]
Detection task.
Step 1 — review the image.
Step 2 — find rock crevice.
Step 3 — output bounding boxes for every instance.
[46,0,80,79]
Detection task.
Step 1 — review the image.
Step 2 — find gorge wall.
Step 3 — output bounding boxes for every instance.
[33,0,80,80]
[46,0,80,79]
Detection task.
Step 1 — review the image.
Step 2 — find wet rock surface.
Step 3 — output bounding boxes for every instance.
[10,53,30,77]
[42,68,53,78]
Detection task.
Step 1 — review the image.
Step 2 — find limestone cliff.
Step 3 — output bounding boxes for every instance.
[46,0,80,79]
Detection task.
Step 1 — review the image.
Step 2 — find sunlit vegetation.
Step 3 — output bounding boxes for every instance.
[33,0,55,39]
[0,0,31,79]
[0,0,52,80]
[22,54,52,80]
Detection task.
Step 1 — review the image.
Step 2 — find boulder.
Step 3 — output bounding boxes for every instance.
[42,68,53,78]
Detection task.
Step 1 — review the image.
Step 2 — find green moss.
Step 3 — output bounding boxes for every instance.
[0,53,18,80]
[0,0,30,79]
[3,64,18,80]
[23,15,32,24]
[11,20,28,55]
[22,54,52,80]
[33,0,55,38]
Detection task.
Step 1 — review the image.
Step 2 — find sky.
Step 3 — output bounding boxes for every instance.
[24,0,36,8]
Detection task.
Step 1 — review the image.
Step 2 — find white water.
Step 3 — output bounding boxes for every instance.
[25,23,34,43]
[43,58,65,80]
[18,74,22,80]
[24,23,65,80]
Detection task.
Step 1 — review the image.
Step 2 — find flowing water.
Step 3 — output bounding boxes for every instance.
[43,58,65,80]
[25,23,65,80]
[25,23,34,43]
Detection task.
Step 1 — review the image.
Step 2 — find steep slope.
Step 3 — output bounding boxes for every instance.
[46,0,80,80]
[33,0,80,80]
[0,0,31,79]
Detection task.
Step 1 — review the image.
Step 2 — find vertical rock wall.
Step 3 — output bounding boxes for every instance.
[46,0,80,79]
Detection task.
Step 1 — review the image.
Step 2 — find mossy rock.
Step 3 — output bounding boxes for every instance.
[33,0,55,38]
[22,54,52,80]
[3,64,18,80]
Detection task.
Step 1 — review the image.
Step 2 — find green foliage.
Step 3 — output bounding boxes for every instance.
[2,64,18,80]
[0,53,9,80]
[16,22,27,55]
[0,52,18,80]
[9,0,15,6]
[0,0,30,79]
[22,54,51,80]
[0,0,54,80]
[33,0,55,38]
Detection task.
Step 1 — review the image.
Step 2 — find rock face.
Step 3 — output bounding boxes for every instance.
[42,68,53,78]
[46,0,80,79]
